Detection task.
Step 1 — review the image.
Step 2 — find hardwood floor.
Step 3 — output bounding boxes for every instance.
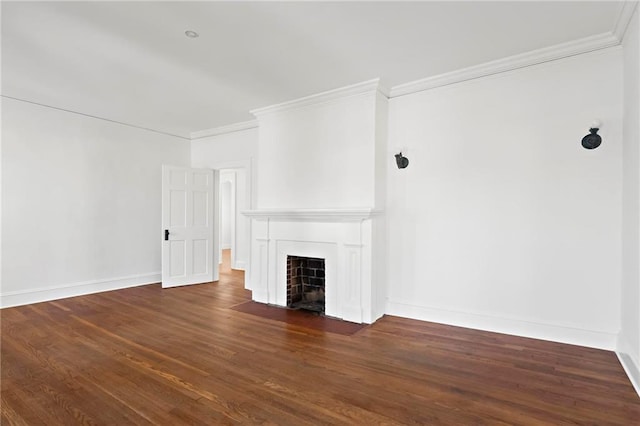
[2,252,639,425]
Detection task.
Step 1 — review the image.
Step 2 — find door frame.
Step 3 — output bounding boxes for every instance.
[202,159,252,289]
[219,171,236,267]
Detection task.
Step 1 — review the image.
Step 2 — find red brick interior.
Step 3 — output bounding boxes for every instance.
[286,256,325,311]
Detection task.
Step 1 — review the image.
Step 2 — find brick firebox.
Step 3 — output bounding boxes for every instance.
[286,256,325,313]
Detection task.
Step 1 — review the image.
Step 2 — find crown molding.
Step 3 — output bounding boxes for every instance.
[389,32,620,98]
[614,1,639,42]
[250,78,386,118]
[194,10,636,134]
[190,119,258,140]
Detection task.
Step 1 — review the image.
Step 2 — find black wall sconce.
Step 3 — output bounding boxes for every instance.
[395,152,409,169]
[581,120,602,150]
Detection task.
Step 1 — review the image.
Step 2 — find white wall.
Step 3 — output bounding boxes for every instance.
[1,98,190,307]
[192,127,258,167]
[620,4,640,392]
[386,48,623,349]
[255,93,379,209]
[191,128,257,270]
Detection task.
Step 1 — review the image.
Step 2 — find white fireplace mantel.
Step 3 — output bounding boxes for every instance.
[243,208,385,324]
[243,208,382,222]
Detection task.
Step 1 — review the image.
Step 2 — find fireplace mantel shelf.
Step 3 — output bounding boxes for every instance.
[242,208,382,222]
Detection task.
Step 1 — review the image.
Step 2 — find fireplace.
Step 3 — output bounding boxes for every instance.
[287,256,325,313]
[244,208,384,324]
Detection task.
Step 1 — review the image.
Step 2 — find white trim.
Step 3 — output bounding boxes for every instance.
[386,299,618,350]
[202,159,252,288]
[389,32,619,98]
[219,170,237,266]
[617,352,640,398]
[190,120,258,140]
[190,21,635,135]
[617,333,640,398]
[614,1,639,42]
[250,79,386,117]
[189,12,637,135]
[0,272,161,309]
[243,208,382,222]
[201,159,252,174]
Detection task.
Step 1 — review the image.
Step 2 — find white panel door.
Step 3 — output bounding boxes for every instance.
[162,166,219,288]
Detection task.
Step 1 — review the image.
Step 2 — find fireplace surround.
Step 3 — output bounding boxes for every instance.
[243,209,385,324]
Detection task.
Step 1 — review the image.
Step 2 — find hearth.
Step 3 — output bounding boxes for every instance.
[287,255,325,314]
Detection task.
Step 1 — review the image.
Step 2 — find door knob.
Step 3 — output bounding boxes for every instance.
[164,229,170,241]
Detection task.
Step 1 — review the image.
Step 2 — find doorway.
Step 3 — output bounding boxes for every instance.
[217,167,249,278]
[219,170,235,269]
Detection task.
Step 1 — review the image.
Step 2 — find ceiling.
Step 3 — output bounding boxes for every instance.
[1,1,625,139]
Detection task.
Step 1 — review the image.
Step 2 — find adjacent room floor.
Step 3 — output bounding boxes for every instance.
[2,250,639,424]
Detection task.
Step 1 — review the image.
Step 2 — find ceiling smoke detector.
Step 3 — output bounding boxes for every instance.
[184,30,199,38]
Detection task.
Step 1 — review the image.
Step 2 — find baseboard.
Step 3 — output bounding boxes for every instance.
[233,260,246,271]
[386,299,617,350]
[617,334,640,398]
[0,272,161,308]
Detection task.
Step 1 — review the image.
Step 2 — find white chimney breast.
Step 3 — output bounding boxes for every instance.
[245,80,388,323]
[252,79,385,210]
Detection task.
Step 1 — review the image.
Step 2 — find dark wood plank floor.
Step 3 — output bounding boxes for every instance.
[2,251,639,425]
